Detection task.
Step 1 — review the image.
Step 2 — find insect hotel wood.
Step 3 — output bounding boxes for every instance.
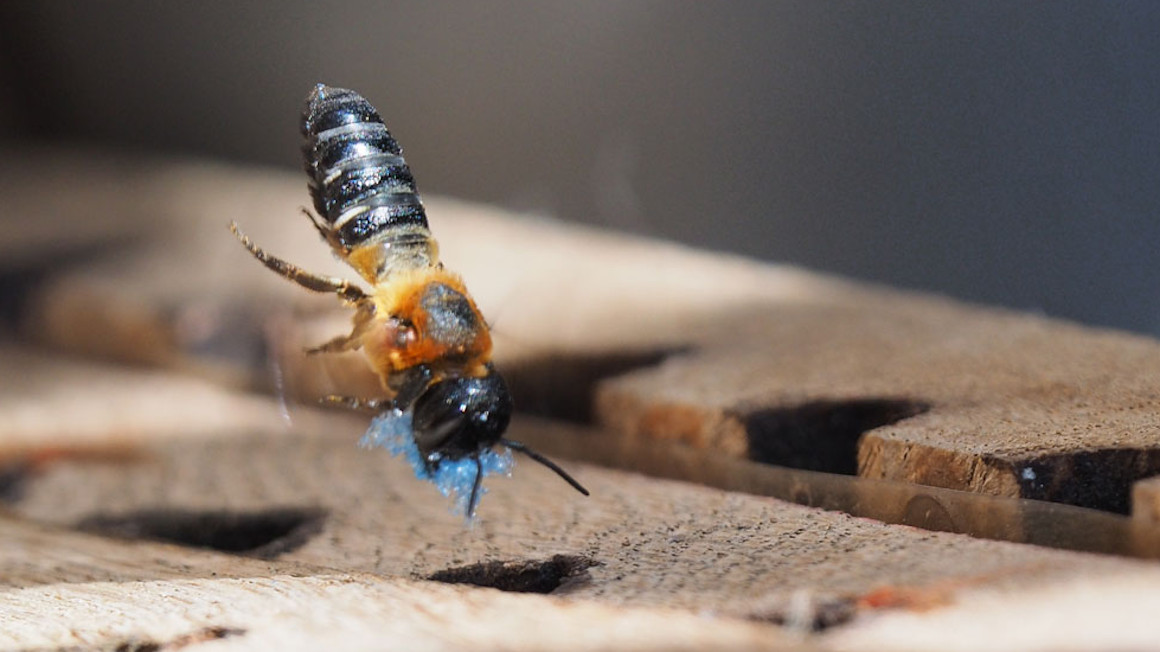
[3,129,1160,648]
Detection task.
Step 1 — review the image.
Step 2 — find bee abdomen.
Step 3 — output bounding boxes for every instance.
[301,84,432,261]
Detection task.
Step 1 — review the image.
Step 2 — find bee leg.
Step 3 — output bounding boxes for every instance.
[387,365,434,410]
[305,333,360,355]
[324,366,434,415]
[230,221,367,304]
[300,207,330,240]
[320,395,387,412]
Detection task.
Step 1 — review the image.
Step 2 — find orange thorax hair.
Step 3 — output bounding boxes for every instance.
[355,266,493,390]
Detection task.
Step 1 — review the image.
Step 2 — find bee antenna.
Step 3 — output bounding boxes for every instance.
[500,439,590,496]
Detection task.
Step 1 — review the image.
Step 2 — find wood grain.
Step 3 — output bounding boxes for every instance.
[13,152,841,390]
[5,405,1152,622]
[0,345,284,456]
[12,149,1160,517]
[596,299,1160,514]
[4,142,1160,648]
[821,567,1160,652]
[0,517,790,651]
[1132,475,1160,525]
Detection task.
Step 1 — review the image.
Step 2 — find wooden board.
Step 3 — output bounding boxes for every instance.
[0,518,790,651]
[11,149,1160,519]
[2,353,1159,648]
[596,299,1160,514]
[1133,475,1160,525]
[12,413,1140,618]
[3,144,1160,647]
[12,150,840,388]
[0,345,284,455]
[820,567,1160,652]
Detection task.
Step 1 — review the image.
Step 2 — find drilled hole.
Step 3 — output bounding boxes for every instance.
[0,462,32,504]
[0,239,138,330]
[503,348,684,423]
[428,554,597,594]
[740,398,929,474]
[0,269,43,331]
[1011,448,1160,514]
[75,507,326,559]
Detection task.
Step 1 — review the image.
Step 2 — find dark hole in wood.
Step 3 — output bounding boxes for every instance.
[741,398,929,475]
[0,462,31,503]
[428,554,597,594]
[502,348,685,423]
[75,507,326,559]
[0,238,140,330]
[0,267,48,330]
[1011,448,1160,515]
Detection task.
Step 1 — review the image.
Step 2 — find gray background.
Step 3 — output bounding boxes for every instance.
[2,2,1158,335]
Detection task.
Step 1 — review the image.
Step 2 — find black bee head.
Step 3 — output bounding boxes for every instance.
[411,369,512,463]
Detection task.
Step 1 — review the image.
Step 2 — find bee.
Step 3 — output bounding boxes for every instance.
[231,84,588,517]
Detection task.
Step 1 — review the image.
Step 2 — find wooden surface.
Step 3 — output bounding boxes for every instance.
[4,149,1160,649]
[1,518,790,651]
[3,349,1160,649]
[13,152,1160,516]
[597,299,1160,514]
[0,346,283,454]
[1134,476,1160,525]
[8,402,1142,618]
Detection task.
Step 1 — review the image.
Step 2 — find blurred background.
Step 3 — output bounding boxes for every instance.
[1,2,1158,335]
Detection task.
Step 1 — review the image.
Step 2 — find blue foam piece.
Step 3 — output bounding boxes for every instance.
[360,409,513,517]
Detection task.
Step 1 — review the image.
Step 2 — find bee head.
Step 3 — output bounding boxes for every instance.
[411,369,512,462]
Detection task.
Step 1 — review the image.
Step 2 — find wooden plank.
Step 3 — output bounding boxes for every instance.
[0,348,801,648]
[595,297,1160,514]
[0,345,284,455]
[13,150,840,390]
[14,149,1160,518]
[820,568,1160,652]
[16,159,334,381]
[1133,475,1160,525]
[6,397,1155,626]
[5,370,1160,650]
[5,254,1160,647]
[0,518,790,651]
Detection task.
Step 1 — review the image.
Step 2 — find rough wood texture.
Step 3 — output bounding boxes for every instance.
[5,365,1160,649]
[0,346,283,455]
[7,404,1155,631]
[820,567,1160,652]
[0,518,789,651]
[6,149,1160,648]
[12,150,1160,518]
[1133,475,1160,525]
[596,300,1160,514]
[14,152,840,391]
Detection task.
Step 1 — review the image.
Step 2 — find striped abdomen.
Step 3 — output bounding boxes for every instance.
[302,84,436,280]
